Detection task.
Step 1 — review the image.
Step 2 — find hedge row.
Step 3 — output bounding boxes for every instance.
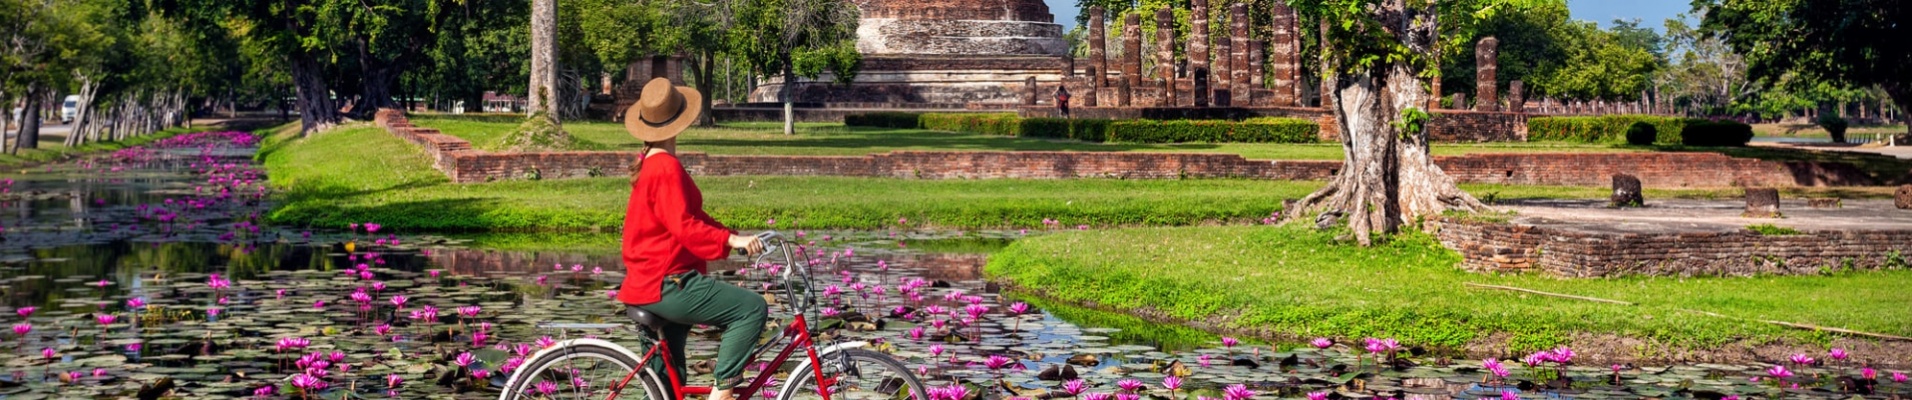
[845,112,1318,144]
[1108,118,1319,143]
[1527,115,1753,146]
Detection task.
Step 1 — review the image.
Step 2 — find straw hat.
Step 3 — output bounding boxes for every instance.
[624,78,703,143]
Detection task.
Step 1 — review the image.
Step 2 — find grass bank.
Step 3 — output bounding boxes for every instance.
[986,225,1912,356]
[0,125,222,168]
[409,115,1637,160]
[259,123,1897,231]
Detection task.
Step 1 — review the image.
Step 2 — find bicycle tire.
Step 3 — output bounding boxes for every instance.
[778,348,928,400]
[500,342,665,400]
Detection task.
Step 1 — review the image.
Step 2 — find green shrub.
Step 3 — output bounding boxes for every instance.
[1680,120,1754,147]
[920,113,1023,136]
[1747,224,1803,236]
[1624,122,1658,145]
[1108,118,1317,143]
[844,112,923,129]
[1527,115,1690,144]
[1816,114,1849,142]
[1020,118,1072,139]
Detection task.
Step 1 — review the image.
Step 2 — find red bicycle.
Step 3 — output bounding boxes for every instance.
[499,232,927,400]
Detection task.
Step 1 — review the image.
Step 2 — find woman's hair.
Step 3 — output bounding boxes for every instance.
[629,142,657,179]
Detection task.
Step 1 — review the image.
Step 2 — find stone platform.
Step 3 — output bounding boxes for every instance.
[1437,198,1912,277]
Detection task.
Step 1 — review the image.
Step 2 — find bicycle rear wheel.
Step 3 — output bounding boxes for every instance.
[501,342,664,400]
[779,348,927,400]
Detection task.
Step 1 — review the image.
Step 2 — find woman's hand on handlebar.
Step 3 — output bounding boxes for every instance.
[728,234,766,256]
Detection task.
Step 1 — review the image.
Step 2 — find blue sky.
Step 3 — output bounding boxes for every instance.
[1042,0,1694,31]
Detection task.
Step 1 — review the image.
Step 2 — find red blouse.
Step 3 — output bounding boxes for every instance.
[618,152,733,305]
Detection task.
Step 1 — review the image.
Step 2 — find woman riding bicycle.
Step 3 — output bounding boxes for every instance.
[618,77,767,400]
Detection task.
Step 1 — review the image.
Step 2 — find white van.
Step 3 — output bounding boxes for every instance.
[61,95,79,124]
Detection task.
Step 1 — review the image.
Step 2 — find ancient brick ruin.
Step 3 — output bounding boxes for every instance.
[748,0,1068,104]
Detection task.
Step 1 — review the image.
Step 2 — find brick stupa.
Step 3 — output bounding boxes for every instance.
[748,0,1068,105]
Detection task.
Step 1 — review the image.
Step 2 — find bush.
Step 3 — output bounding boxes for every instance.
[1528,115,1690,144]
[1108,118,1318,143]
[1624,122,1658,145]
[920,113,1023,136]
[1816,114,1849,143]
[844,112,923,129]
[1021,118,1112,142]
[1679,120,1754,147]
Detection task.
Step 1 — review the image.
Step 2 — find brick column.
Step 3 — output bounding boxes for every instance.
[1214,37,1231,106]
[1229,3,1251,107]
[1270,1,1298,107]
[1156,7,1178,107]
[1475,36,1499,112]
[1025,76,1039,106]
[1190,0,1211,102]
[1089,7,1108,88]
[1123,13,1142,91]
[1508,80,1525,113]
[1085,67,1099,107]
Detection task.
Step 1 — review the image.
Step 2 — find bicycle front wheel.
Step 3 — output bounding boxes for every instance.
[779,348,927,400]
[501,342,664,400]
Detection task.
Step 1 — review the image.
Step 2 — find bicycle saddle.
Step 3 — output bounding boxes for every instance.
[625,307,669,329]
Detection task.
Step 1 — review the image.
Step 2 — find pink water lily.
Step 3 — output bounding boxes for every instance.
[1829,347,1848,361]
[1789,354,1815,365]
[1767,364,1794,378]
[386,373,402,388]
[11,323,29,337]
[389,295,408,309]
[127,298,146,309]
[1311,338,1333,349]
[1306,392,1329,400]
[16,306,34,318]
[95,314,117,325]
[1221,337,1239,348]
[454,352,476,367]
[1161,376,1182,391]
[1062,379,1086,396]
[1220,384,1254,400]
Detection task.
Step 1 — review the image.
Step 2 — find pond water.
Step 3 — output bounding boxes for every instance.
[0,133,1904,400]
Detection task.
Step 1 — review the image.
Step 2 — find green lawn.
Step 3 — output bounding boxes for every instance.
[409,115,1640,160]
[986,225,1912,353]
[0,126,216,168]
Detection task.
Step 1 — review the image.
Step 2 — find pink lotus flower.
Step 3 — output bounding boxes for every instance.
[1084,393,1112,400]
[1789,354,1815,365]
[127,298,146,309]
[386,373,402,388]
[1161,376,1182,391]
[11,323,29,336]
[1893,371,1908,383]
[389,295,407,309]
[16,306,34,318]
[429,270,441,278]
[471,369,490,379]
[42,347,56,359]
[1220,384,1254,400]
[537,381,559,396]
[1862,367,1876,380]
[364,223,381,233]
[454,352,476,367]
[1499,390,1518,400]
[928,344,944,357]
[207,308,221,317]
[985,355,1014,370]
[458,306,482,318]
[536,336,557,348]
[1306,392,1329,400]
[1062,379,1086,396]
[92,368,106,377]
[96,314,117,325]
[374,324,392,336]
[1829,347,1848,361]
[126,343,141,352]
[1311,338,1333,349]
[1767,364,1794,378]
[1221,337,1239,348]
[1116,379,1143,392]
[313,300,325,309]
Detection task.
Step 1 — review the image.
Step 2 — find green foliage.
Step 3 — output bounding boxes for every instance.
[728,0,862,95]
[1746,224,1802,236]
[1678,120,1754,147]
[1698,0,1909,112]
[1624,122,1658,146]
[1527,115,1690,144]
[1394,107,1432,139]
[842,112,923,129]
[1815,114,1849,139]
[919,114,1024,137]
[987,225,1912,351]
[1109,119,1319,144]
[1021,118,1113,142]
[493,112,578,151]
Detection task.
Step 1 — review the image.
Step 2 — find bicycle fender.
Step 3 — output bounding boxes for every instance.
[772,341,871,400]
[500,338,654,400]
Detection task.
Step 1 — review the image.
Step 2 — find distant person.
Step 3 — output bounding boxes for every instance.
[619,78,768,400]
[1055,85,1072,118]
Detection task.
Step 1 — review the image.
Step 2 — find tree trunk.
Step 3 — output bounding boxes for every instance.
[527,0,559,118]
[65,76,97,147]
[16,85,45,152]
[290,53,342,135]
[1285,0,1487,246]
[695,51,717,127]
[782,64,796,135]
[357,63,401,115]
[1884,82,1912,138]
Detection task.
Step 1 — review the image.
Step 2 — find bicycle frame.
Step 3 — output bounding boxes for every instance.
[600,232,842,400]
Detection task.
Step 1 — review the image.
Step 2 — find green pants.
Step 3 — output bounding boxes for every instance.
[637,271,768,390]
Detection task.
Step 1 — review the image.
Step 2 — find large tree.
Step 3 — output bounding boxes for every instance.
[1283,0,1541,246]
[1698,0,1911,136]
[729,0,860,135]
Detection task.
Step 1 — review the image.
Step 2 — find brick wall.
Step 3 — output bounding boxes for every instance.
[1437,219,1912,277]
[1428,111,1528,142]
[375,109,1879,187]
